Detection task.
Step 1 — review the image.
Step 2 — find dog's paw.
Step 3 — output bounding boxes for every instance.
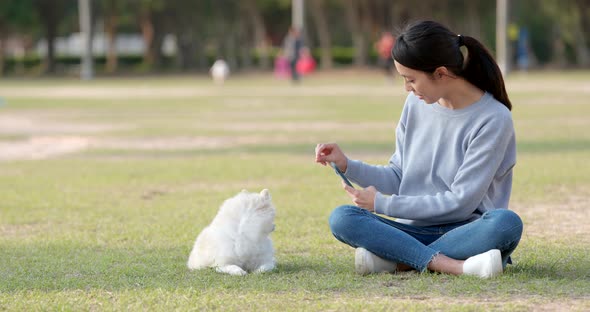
[216,265,247,276]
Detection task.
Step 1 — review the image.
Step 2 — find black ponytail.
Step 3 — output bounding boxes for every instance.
[460,35,511,110]
[393,20,512,111]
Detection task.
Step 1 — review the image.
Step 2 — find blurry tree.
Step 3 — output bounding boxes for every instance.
[0,0,588,75]
[344,0,372,66]
[35,0,75,74]
[210,0,240,70]
[519,0,589,67]
[99,0,135,73]
[135,0,167,69]
[551,0,584,67]
[166,0,202,71]
[241,0,271,69]
[259,0,290,46]
[101,0,119,73]
[308,0,333,69]
[0,0,36,75]
[464,1,483,43]
[574,0,590,66]
[372,0,393,31]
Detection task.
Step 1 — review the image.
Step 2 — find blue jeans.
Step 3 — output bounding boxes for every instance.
[329,205,523,272]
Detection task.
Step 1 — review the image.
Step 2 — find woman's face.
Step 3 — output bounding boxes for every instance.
[394,61,442,104]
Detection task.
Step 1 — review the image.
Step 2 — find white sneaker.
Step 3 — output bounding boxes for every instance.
[355,247,397,275]
[462,249,503,278]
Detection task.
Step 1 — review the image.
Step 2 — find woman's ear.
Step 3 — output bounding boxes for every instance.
[434,66,450,80]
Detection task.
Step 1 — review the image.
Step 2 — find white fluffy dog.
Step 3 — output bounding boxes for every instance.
[187,189,276,275]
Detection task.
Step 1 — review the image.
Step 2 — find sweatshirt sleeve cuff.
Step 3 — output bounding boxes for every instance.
[374,192,390,215]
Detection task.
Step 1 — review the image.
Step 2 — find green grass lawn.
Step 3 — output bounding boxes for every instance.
[1,70,589,311]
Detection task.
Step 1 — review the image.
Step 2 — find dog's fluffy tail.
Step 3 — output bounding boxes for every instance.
[187,227,215,270]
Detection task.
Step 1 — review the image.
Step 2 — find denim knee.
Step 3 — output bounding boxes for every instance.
[481,209,524,252]
[328,205,362,237]
[483,209,524,234]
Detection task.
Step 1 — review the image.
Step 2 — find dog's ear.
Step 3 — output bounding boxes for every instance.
[260,189,271,200]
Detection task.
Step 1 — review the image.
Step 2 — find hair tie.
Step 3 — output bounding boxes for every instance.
[457,34,464,46]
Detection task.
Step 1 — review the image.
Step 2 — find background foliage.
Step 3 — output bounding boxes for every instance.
[0,0,589,75]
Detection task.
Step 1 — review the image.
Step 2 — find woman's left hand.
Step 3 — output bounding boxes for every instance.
[343,182,377,212]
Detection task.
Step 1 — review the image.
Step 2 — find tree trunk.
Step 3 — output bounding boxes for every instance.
[177,30,197,71]
[465,1,482,39]
[45,22,57,74]
[37,1,59,74]
[151,29,166,70]
[551,26,567,68]
[309,0,333,69]
[242,0,270,69]
[377,0,394,31]
[139,9,154,66]
[344,0,368,66]
[238,18,253,70]
[240,41,253,70]
[0,33,4,76]
[195,37,207,70]
[575,0,590,67]
[391,2,411,27]
[359,0,373,60]
[433,0,452,29]
[574,25,589,67]
[105,0,118,73]
[225,31,238,70]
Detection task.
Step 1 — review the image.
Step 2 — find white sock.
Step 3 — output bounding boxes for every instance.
[462,249,503,278]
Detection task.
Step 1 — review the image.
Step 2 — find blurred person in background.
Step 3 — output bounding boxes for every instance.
[210,58,229,85]
[274,50,291,79]
[296,47,316,76]
[375,31,396,80]
[282,27,304,83]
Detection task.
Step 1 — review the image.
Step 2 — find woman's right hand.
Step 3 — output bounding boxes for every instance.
[315,143,348,172]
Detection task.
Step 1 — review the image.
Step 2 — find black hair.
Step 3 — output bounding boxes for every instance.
[392,20,512,111]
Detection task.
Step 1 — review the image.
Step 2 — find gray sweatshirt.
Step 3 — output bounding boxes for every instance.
[345,92,516,226]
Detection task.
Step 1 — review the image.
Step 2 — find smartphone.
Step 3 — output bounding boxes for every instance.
[330,162,354,188]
